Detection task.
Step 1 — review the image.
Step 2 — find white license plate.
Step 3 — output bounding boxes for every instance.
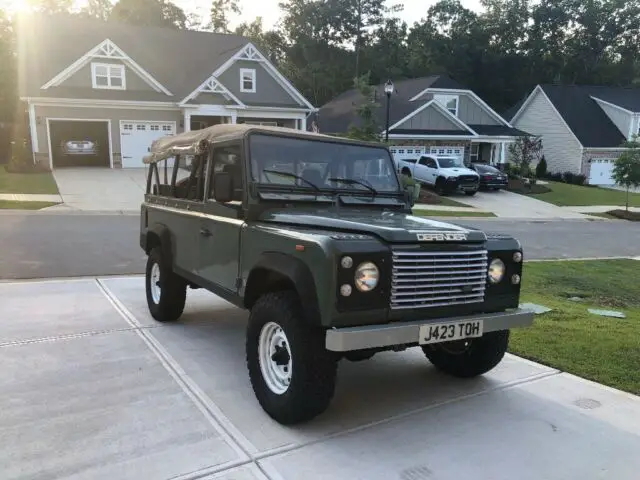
[419,320,483,345]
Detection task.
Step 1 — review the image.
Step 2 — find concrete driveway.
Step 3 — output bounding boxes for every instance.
[2,276,639,479]
[455,189,589,219]
[51,168,149,212]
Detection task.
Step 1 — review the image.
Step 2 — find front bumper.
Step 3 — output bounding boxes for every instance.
[325,308,534,352]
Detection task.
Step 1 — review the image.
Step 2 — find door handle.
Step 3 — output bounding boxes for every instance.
[199,228,212,237]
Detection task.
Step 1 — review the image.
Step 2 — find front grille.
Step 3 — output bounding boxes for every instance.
[458,175,478,183]
[391,248,488,310]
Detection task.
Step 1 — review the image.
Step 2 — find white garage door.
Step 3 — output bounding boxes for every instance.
[389,146,425,162]
[427,146,465,161]
[120,121,175,168]
[589,158,615,185]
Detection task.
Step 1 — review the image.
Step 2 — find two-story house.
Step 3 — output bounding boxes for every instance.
[507,84,640,185]
[17,14,315,170]
[312,75,529,167]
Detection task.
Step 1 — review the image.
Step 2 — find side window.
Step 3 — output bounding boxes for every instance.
[209,143,243,203]
[149,157,177,197]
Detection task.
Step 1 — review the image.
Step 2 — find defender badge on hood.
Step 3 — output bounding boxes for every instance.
[416,232,468,241]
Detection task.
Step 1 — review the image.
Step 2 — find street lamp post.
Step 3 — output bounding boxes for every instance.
[384,79,394,143]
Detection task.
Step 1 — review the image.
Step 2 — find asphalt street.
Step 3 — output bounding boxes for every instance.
[0,213,639,280]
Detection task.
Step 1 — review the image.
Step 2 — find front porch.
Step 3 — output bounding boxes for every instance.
[469,140,511,167]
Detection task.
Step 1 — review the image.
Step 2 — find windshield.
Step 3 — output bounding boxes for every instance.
[249,133,401,193]
[437,157,463,168]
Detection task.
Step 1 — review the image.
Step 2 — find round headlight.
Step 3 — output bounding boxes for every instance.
[488,258,506,284]
[354,262,379,292]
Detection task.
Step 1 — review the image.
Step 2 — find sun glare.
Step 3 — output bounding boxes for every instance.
[5,0,31,12]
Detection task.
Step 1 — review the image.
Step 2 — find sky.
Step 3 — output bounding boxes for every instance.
[1,0,483,30]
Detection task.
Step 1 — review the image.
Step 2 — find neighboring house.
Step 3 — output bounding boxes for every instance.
[507,84,640,185]
[311,75,529,168]
[17,14,315,170]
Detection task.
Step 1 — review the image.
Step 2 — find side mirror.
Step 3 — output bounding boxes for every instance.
[213,172,234,203]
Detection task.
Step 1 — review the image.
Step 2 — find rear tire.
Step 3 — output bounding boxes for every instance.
[145,246,187,322]
[246,290,338,424]
[421,330,510,378]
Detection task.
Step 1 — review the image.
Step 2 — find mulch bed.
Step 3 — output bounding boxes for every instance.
[417,188,446,204]
[507,177,552,195]
[606,209,640,221]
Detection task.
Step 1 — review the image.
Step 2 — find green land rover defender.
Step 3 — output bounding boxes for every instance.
[139,124,534,425]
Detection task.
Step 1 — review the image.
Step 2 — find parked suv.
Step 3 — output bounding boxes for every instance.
[396,155,480,195]
[139,124,533,425]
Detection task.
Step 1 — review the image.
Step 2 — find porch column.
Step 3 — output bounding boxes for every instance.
[301,116,307,131]
[500,142,506,164]
[230,113,237,124]
[183,110,191,133]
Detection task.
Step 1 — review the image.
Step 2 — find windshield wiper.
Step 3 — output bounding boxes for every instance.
[262,169,321,192]
[328,177,378,195]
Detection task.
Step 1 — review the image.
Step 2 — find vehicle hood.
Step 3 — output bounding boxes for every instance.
[440,167,479,177]
[258,208,486,243]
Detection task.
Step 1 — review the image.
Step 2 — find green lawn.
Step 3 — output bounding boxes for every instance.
[0,167,59,195]
[412,210,496,218]
[0,200,59,210]
[509,259,640,394]
[530,181,640,207]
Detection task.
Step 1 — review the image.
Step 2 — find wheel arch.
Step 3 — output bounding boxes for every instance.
[244,252,322,325]
[143,223,174,263]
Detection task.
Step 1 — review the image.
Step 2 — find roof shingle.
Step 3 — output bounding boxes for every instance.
[540,85,628,148]
[17,13,250,100]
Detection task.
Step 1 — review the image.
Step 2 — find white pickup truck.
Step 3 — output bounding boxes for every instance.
[396,155,480,196]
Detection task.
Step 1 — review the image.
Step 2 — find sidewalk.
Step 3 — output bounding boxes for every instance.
[562,205,640,213]
[412,203,490,212]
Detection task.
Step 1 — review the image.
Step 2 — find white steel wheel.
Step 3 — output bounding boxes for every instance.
[150,262,161,304]
[258,321,292,395]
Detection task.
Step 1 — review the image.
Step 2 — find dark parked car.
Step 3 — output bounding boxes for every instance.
[470,163,508,190]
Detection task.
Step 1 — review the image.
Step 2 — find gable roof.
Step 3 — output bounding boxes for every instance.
[510,83,640,148]
[313,75,468,133]
[541,85,626,148]
[17,13,252,100]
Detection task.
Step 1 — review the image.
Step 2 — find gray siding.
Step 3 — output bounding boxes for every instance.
[61,60,156,92]
[217,60,302,107]
[511,88,583,174]
[594,99,633,137]
[190,92,235,105]
[34,105,182,156]
[395,104,465,131]
[457,94,500,125]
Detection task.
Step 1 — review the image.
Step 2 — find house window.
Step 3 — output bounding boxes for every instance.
[240,68,256,93]
[91,62,125,90]
[162,125,172,132]
[150,125,160,131]
[434,94,459,116]
[470,144,479,162]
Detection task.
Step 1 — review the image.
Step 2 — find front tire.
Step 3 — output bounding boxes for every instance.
[421,330,510,378]
[145,246,187,322]
[246,291,338,424]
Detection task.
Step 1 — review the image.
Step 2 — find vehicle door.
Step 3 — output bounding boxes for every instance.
[415,156,436,184]
[196,141,244,294]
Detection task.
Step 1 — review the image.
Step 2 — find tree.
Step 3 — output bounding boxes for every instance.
[507,135,543,178]
[611,134,640,212]
[26,0,73,14]
[345,72,381,142]
[209,0,240,33]
[78,0,114,21]
[110,0,188,29]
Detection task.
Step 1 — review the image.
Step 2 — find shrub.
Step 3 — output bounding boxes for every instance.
[535,156,547,178]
